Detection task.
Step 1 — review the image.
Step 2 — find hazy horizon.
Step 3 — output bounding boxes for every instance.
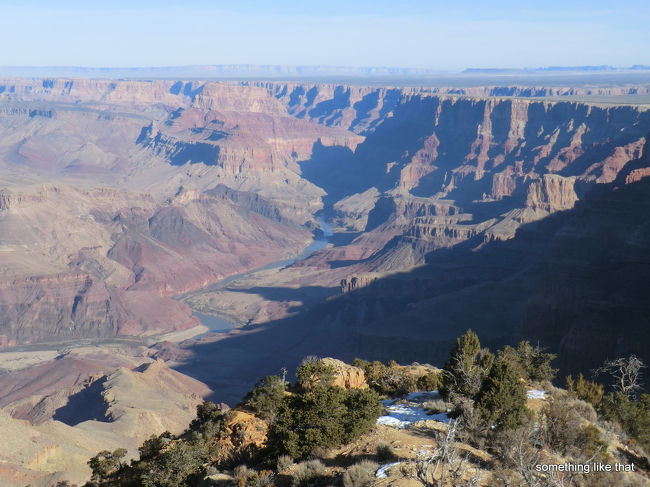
[1,0,648,70]
[1,63,649,71]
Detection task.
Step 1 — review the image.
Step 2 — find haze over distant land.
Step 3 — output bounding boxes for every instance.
[2,65,650,88]
[2,65,449,80]
[1,1,649,69]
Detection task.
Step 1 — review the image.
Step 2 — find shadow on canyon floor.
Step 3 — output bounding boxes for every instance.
[225,284,339,315]
[174,177,650,405]
[52,377,109,426]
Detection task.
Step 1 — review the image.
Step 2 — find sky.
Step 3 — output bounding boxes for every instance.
[0,0,649,71]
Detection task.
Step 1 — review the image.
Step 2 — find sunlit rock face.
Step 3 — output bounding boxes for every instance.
[0,77,649,351]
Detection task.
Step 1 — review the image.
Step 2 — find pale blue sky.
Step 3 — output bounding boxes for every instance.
[0,1,648,70]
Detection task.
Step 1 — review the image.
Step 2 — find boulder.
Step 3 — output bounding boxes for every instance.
[320,358,368,390]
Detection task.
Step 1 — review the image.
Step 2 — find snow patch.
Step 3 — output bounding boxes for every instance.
[527,389,546,399]
[377,390,450,429]
[405,390,441,401]
[376,461,401,478]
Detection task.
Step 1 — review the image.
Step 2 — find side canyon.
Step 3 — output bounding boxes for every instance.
[1,76,650,484]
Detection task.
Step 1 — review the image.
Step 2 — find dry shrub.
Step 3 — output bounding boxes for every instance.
[567,397,598,423]
[276,454,294,473]
[454,397,489,450]
[540,396,583,455]
[599,419,623,438]
[539,393,604,460]
[233,465,257,487]
[423,399,451,414]
[310,446,329,460]
[291,459,325,486]
[376,441,395,461]
[342,460,379,487]
[255,470,275,487]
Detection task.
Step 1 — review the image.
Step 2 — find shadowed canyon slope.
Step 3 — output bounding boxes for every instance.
[1,77,650,483]
[1,77,649,375]
[182,83,650,331]
[173,175,650,405]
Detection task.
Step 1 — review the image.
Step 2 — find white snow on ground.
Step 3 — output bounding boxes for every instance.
[405,390,441,401]
[527,389,546,399]
[376,390,450,429]
[376,461,401,478]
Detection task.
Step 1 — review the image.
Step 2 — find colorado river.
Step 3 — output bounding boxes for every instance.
[188,218,333,334]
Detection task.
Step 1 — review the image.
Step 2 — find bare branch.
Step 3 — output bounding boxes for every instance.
[593,355,645,398]
[406,420,477,487]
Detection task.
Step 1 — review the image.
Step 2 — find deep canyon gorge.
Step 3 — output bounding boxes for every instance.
[1,76,649,485]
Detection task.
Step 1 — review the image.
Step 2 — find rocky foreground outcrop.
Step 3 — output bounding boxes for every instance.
[216,410,269,464]
[320,357,368,389]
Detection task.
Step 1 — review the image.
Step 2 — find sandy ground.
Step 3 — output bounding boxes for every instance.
[0,344,147,374]
[0,350,61,373]
[0,323,208,374]
[145,324,210,344]
[183,265,342,326]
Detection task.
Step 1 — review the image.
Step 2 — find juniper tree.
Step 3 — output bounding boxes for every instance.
[440,329,493,399]
[474,354,531,430]
[244,375,286,421]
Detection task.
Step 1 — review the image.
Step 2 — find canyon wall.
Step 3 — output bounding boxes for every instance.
[277,86,650,273]
[0,82,327,344]
[1,78,650,354]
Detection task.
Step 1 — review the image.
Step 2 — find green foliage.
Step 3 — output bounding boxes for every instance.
[342,460,379,487]
[474,354,530,430]
[138,434,169,463]
[267,386,381,460]
[190,400,225,433]
[343,387,384,439]
[415,371,440,391]
[353,359,417,396]
[599,392,650,451]
[88,448,127,482]
[90,418,220,486]
[566,373,604,408]
[441,329,494,399]
[576,424,608,459]
[295,358,337,392]
[269,388,346,459]
[244,375,286,421]
[139,439,208,487]
[350,358,368,369]
[501,341,558,382]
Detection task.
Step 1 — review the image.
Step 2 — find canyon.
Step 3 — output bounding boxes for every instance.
[1,75,650,484]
